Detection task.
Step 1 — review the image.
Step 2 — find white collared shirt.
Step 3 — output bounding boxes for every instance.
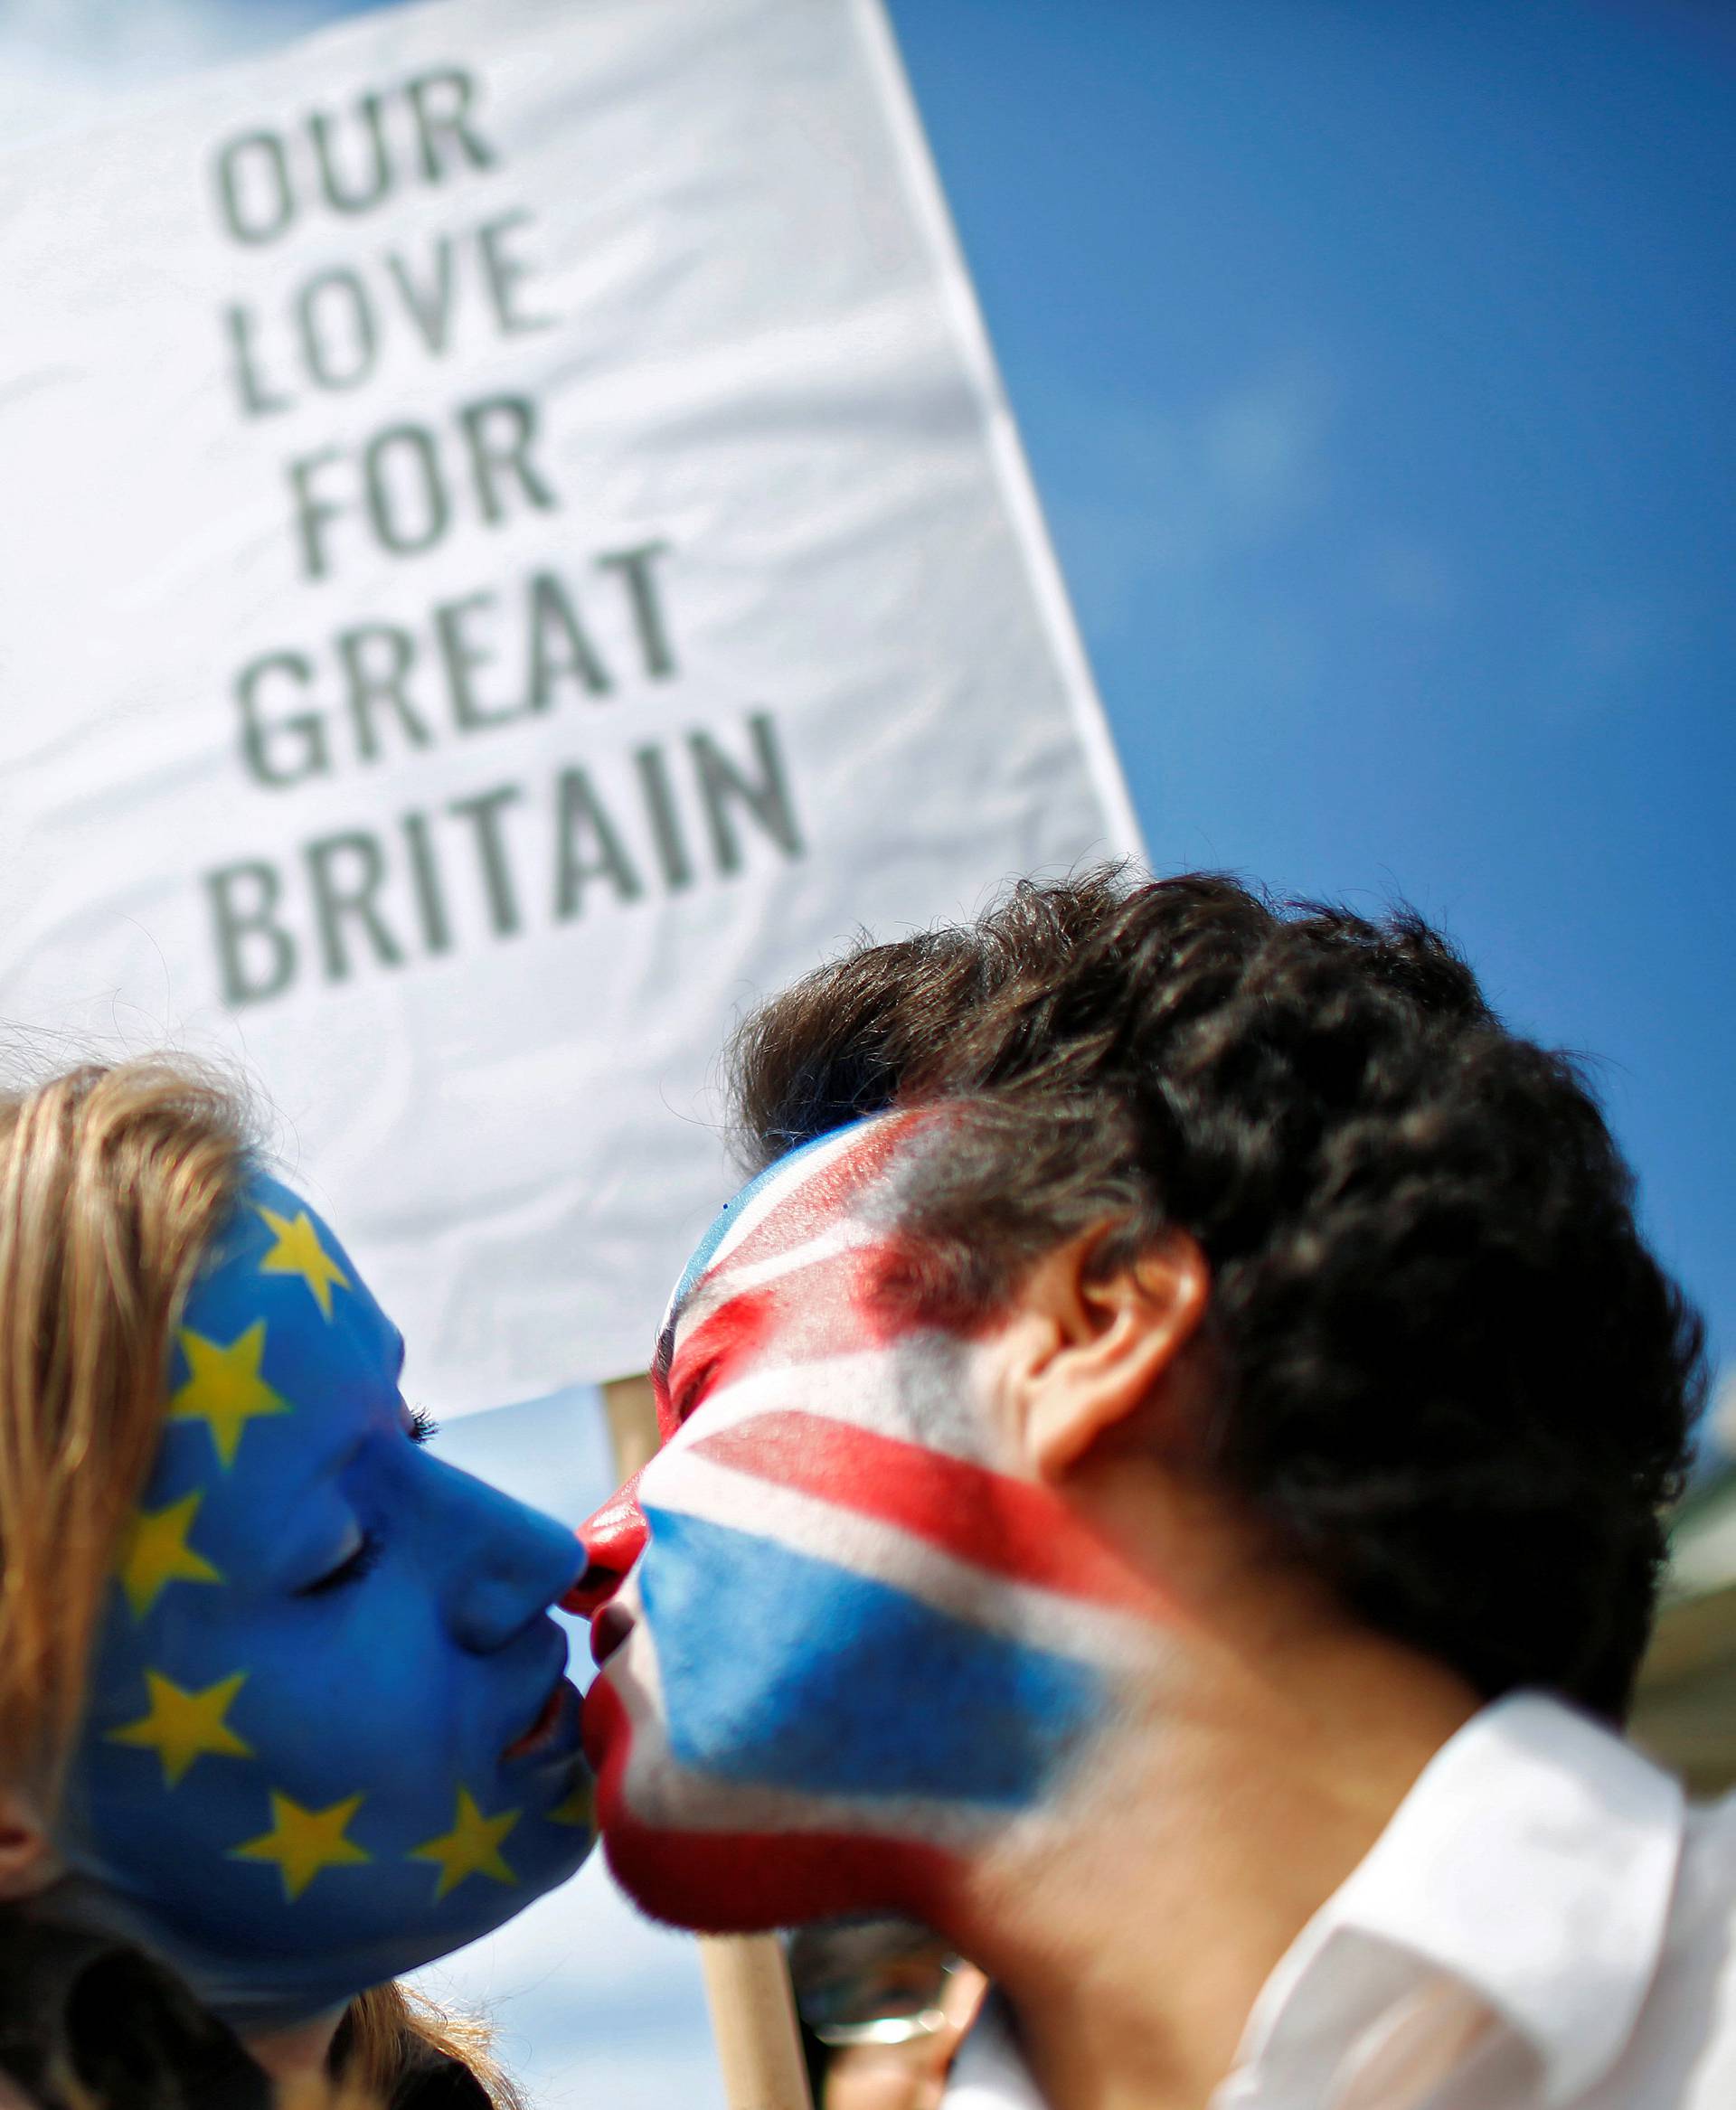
[944,1692,1736,2109]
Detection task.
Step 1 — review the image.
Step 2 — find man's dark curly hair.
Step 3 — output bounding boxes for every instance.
[728,866,1704,1723]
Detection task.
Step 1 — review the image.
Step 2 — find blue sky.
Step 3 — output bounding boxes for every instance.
[886,0,1736,1446]
[3,0,1731,1440]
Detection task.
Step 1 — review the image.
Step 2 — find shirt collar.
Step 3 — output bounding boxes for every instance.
[1236,1691,1685,2105]
[945,1996,1045,2110]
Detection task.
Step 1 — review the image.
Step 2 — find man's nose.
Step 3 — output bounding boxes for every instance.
[564,1468,650,1615]
[431,1460,586,1653]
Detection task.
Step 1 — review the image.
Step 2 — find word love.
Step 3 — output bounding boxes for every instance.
[224,211,551,419]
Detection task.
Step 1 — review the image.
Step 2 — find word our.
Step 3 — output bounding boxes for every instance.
[212,70,496,248]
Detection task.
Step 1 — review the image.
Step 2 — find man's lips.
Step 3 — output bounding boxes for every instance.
[581,1605,635,1774]
[590,1602,634,1669]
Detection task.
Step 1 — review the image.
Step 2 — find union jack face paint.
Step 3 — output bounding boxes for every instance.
[576,1114,1164,1934]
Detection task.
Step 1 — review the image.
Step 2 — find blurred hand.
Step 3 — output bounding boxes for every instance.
[820,1966,987,2110]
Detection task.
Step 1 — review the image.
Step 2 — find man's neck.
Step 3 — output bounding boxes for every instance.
[952,1618,1480,2110]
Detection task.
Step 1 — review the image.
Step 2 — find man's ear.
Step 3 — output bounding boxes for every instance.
[0,1785,58,1902]
[1005,1227,1210,1479]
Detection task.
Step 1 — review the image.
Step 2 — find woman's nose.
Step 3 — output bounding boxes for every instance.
[433,1461,586,1653]
[564,1469,650,1615]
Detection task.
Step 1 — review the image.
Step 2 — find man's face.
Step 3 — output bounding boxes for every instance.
[63,1173,595,2028]
[575,1116,1158,1933]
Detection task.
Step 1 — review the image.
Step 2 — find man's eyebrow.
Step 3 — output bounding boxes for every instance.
[658,1220,727,1386]
[653,1307,680,1390]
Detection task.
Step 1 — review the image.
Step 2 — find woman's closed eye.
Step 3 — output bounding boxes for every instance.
[298,1526,384,1596]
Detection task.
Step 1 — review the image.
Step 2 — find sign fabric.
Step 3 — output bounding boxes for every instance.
[0,0,1137,1409]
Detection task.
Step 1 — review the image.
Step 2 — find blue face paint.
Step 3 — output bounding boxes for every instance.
[641,1508,1105,1806]
[60,1173,594,2030]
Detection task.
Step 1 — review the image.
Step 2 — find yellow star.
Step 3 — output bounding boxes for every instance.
[409,1786,520,1901]
[231,1791,371,1901]
[108,1670,252,1787]
[547,1776,595,1831]
[257,1205,350,1321]
[169,1320,290,1468]
[119,1491,223,1621]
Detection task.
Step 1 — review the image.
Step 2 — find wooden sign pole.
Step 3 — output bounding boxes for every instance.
[599,1376,815,2110]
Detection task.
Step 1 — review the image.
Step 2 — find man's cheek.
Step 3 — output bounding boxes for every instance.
[639,1502,1109,1807]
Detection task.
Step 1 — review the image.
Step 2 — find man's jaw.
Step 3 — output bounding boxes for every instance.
[584,1672,964,1935]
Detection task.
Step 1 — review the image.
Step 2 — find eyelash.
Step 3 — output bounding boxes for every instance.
[297,1408,434,1597]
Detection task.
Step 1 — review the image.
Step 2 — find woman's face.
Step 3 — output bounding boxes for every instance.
[59,1172,593,2029]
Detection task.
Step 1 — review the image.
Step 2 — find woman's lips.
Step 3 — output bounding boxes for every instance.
[502,1672,577,1761]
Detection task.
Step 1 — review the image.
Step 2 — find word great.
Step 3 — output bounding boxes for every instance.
[203,714,804,1005]
[236,545,673,787]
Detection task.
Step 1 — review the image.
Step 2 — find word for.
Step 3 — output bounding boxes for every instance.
[286,392,555,580]
[225,211,551,418]
[234,546,674,787]
[213,71,495,246]
[203,714,804,1004]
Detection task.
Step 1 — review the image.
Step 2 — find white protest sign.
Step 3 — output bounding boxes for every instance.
[0,0,1137,1411]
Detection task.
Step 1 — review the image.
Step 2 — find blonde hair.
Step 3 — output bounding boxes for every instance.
[0,1061,244,1789]
[0,1060,518,2109]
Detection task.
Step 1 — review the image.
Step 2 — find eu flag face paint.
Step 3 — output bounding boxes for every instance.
[60,1173,594,2030]
[577,1116,1160,1934]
